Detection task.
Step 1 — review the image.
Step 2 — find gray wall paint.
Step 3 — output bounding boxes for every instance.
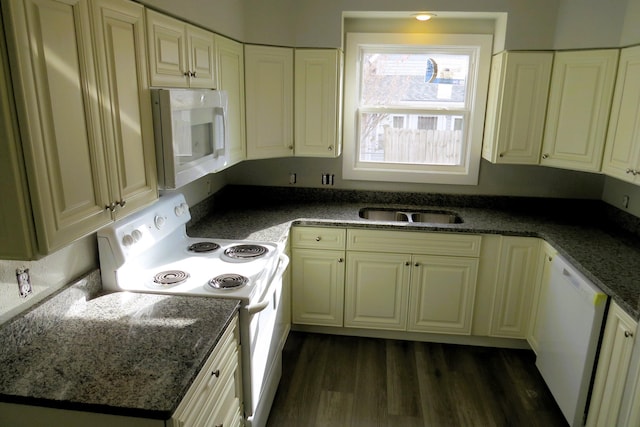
[226,157,605,199]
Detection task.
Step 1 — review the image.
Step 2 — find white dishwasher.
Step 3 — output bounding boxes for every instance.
[536,255,608,427]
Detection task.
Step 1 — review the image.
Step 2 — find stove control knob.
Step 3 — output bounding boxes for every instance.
[131,229,143,242]
[174,202,189,217]
[154,215,166,230]
[122,234,135,247]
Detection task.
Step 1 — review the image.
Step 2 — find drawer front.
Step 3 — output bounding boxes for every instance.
[347,229,481,257]
[291,226,346,250]
[171,315,239,426]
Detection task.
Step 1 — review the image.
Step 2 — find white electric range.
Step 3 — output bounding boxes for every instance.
[97,193,289,427]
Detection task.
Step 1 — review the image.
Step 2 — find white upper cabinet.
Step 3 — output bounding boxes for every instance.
[245,46,344,160]
[0,0,156,259]
[482,51,553,164]
[540,49,619,172]
[601,45,640,183]
[91,0,158,219]
[294,49,343,158]
[245,44,294,159]
[146,9,216,88]
[215,34,246,168]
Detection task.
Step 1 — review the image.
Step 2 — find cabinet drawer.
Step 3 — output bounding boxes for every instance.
[291,226,346,250]
[347,229,481,257]
[171,315,239,426]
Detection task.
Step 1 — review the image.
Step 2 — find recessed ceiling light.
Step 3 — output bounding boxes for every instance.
[413,12,436,21]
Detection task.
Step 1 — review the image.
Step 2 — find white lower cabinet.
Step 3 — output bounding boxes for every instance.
[489,236,540,338]
[344,251,410,330]
[291,227,346,327]
[407,254,479,335]
[291,227,481,336]
[586,302,637,427]
[345,230,480,335]
[170,314,243,427]
[526,241,557,353]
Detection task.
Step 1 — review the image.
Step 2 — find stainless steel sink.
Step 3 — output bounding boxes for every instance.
[359,208,463,224]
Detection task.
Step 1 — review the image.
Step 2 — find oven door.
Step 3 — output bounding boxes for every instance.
[241,253,289,427]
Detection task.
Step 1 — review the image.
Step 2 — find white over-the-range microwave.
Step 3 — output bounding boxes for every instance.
[151,88,229,189]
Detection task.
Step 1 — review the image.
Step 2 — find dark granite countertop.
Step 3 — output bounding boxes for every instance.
[189,186,640,321]
[0,271,240,420]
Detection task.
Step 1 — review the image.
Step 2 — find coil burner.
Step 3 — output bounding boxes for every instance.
[208,274,249,290]
[153,270,190,286]
[224,244,268,260]
[187,241,220,253]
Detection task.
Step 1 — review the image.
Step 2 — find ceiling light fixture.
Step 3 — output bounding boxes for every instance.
[413,12,436,21]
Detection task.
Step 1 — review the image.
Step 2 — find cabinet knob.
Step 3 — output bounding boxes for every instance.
[338,258,344,263]
[542,153,550,159]
[626,168,633,174]
[414,262,420,267]
[328,145,333,151]
[105,202,117,212]
[183,71,190,77]
[288,145,294,150]
[211,369,220,377]
[191,71,197,78]
[315,236,321,241]
[625,330,634,338]
[117,199,126,208]
[499,153,504,158]
[548,256,553,262]
[405,261,410,266]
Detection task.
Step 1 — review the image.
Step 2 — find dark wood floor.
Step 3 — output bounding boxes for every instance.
[266,332,568,427]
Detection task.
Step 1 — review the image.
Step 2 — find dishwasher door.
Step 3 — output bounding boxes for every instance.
[535,255,608,427]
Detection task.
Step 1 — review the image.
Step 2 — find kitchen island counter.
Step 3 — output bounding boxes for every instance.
[0,272,240,421]
[188,185,640,321]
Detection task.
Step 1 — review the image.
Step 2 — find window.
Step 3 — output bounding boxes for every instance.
[343,33,493,185]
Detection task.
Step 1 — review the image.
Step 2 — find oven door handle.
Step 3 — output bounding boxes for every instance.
[245,253,289,315]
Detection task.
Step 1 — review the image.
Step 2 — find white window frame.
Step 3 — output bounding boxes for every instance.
[342,32,493,185]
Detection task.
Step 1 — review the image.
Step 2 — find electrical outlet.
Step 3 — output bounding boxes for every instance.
[16,268,32,298]
[289,173,297,184]
[623,195,630,209]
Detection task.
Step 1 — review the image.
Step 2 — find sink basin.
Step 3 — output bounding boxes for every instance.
[359,208,463,224]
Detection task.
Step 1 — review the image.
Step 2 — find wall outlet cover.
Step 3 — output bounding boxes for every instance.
[16,268,33,298]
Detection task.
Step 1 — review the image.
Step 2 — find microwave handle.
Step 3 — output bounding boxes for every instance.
[213,106,226,157]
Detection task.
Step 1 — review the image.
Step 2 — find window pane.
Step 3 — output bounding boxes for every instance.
[358,112,464,165]
[360,52,470,107]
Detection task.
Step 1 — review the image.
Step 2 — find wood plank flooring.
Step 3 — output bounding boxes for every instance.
[266,332,568,427]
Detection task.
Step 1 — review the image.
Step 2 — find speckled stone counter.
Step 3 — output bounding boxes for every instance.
[189,185,640,320]
[0,271,240,420]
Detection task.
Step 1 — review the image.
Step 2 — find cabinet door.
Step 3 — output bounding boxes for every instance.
[0,16,37,259]
[586,303,637,427]
[186,25,216,89]
[291,249,345,327]
[344,252,410,330]
[482,51,552,164]
[146,9,188,87]
[601,45,640,183]
[245,44,294,159]
[408,255,479,335]
[294,49,343,157]
[526,241,557,353]
[3,0,112,253]
[216,35,246,167]
[91,0,157,218]
[541,49,618,172]
[489,237,540,338]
